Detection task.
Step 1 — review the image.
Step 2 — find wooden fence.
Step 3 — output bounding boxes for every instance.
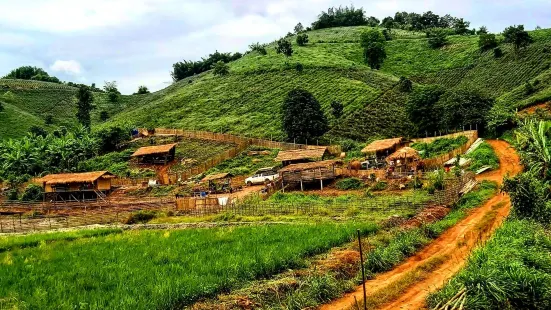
[0,173,475,233]
[418,131,479,170]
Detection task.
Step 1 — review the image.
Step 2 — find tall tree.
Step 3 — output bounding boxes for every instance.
[103,81,120,103]
[360,29,387,69]
[282,88,328,142]
[436,89,494,131]
[330,100,344,119]
[136,85,150,94]
[503,25,533,52]
[296,33,309,46]
[294,22,304,33]
[406,85,445,134]
[478,33,498,51]
[427,28,449,48]
[75,86,94,128]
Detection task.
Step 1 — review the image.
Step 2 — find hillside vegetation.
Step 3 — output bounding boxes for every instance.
[103,27,551,142]
[0,79,138,138]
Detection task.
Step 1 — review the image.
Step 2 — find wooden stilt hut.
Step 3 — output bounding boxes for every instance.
[37,171,115,202]
[131,143,177,165]
[361,137,404,158]
[386,147,421,175]
[279,160,339,191]
[275,147,328,166]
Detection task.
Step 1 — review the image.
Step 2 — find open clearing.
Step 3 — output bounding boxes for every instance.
[320,140,521,310]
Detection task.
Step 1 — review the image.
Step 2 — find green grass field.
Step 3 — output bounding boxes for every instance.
[0,222,377,309]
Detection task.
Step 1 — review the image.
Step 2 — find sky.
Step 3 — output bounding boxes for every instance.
[1,0,550,94]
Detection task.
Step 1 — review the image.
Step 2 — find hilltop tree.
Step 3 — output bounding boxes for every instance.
[294,22,304,33]
[296,33,309,46]
[212,61,230,76]
[360,29,387,69]
[331,100,344,119]
[503,25,533,52]
[406,85,445,134]
[311,6,366,30]
[453,18,470,35]
[3,66,61,84]
[136,85,150,94]
[427,28,449,48]
[380,16,394,29]
[366,16,380,27]
[477,26,489,35]
[479,33,498,51]
[249,42,268,55]
[103,81,120,103]
[276,38,293,58]
[282,88,328,142]
[75,86,94,129]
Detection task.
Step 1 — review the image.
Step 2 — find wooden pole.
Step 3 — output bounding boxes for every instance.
[358,229,367,310]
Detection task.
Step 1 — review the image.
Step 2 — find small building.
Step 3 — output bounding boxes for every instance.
[37,171,115,202]
[361,137,404,157]
[201,173,233,193]
[131,143,177,164]
[275,147,328,166]
[386,147,421,173]
[279,160,339,191]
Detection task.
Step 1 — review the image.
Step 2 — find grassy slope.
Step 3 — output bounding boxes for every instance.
[0,79,139,139]
[108,28,551,143]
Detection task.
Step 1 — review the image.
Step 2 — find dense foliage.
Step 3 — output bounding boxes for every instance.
[75,86,94,128]
[212,60,230,76]
[406,85,445,134]
[171,51,242,81]
[275,38,293,57]
[503,25,533,51]
[427,28,449,48]
[135,85,150,94]
[296,33,309,46]
[311,6,368,30]
[2,66,61,84]
[465,142,499,172]
[282,88,328,142]
[478,33,498,51]
[0,124,131,184]
[360,29,387,69]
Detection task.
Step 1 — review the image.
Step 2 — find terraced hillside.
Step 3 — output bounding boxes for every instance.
[105,27,551,142]
[0,79,138,138]
[5,27,551,141]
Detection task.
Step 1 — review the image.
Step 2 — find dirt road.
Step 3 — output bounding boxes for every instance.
[319,140,521,310]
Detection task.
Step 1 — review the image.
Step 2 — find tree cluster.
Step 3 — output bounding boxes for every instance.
[406,86,494,135]
[282,88,328,142]
[171,51,242,82]
[360,29,387,69]
[103,81,120,103]
[3,66,61,83]
[311,6,368,30]
[385,11,470,33]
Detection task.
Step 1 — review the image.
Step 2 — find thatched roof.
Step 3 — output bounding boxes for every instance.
[202,173,232,182]
[362,137,403,153]
[131,143,177,157]
[38,171,114,185]
[386,147,420,161]
[275,147,328,162]
[279,160,339,173]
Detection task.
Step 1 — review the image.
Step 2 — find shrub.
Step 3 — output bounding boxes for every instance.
[20,184,43,201]
[427,28,448,48]
[124,211,158,224]
[296,33,309,46]
[370,181,387,191]
[478,33,498,51]
[503,172,551,223]
[335,178,363,190]
[212,61,230,76]
[466,142,499,172]
[493,47,503,58]
[295,62,304,72]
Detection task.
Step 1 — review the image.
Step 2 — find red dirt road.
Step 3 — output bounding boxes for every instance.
[319,140,521,310]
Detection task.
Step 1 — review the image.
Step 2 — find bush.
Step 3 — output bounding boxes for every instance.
[466,142,499,172]
[124,211,158,224]
[335,178,363,190]
[493,47,503,58]
[295,62,304,72]
[370,181,387,191]
[296,33,309,46]
[427,28,449,49]
[503,172,551,223]
[20,184,43,201]
[478,33,498,51]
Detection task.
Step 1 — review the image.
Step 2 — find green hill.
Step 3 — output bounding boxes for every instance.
[0,79,138,139]
[5,27,551,141]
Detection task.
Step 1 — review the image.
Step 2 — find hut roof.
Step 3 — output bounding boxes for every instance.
[38,171,114,185]
[362,137,403,153]
[275,147,328,162]
[279,160,339,173]
[386,147,420,161]
[131,143,177,157]
[201,173,232,182]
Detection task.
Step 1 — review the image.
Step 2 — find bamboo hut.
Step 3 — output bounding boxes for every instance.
[279,160,339,191]
[275,147,328,166]
[131,143,177,164]
[37,171,115,202]
[201,173,233,193]
[386,147,421,174]
[361,137,404,157]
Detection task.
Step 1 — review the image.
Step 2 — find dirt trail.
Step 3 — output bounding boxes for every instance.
[319,140,521,310]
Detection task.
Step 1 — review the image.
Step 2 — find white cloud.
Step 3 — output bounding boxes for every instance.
[50,60,82,75]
